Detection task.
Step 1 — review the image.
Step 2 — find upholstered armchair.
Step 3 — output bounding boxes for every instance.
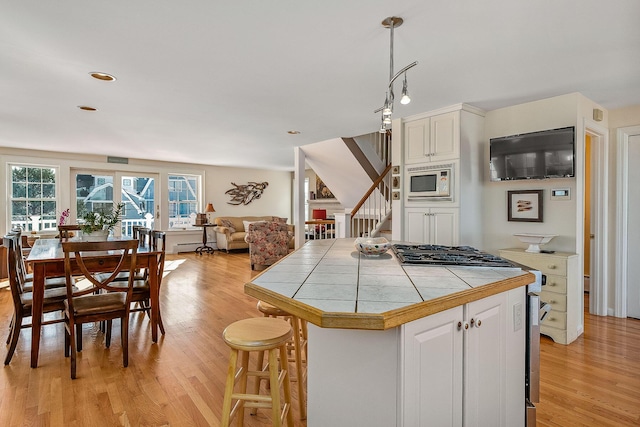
[244,221,291,270]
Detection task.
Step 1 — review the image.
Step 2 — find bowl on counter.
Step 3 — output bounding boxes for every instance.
[355,237,391,256]
[513,233,557,253]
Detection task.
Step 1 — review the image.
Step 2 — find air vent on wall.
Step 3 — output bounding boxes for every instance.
[107,156,129,164]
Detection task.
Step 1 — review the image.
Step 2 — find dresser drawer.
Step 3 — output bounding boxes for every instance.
[499,251,568,276]
[543,275,567,294]
[540,290,567,311]
[542,310,567,330]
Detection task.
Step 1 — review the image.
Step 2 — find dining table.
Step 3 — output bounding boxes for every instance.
[26,237,162,368]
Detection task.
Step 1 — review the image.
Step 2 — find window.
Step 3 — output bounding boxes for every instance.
[74,172,156,237]
[10,165,57,231]
[168,174,199,228]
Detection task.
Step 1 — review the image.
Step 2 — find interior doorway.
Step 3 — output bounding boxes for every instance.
[625,134,640,318]
[614,125,640,319]
[583,123,608,317]
[583,134,592,293]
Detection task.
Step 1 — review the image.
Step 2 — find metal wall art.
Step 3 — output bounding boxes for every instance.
[225,181,269,205]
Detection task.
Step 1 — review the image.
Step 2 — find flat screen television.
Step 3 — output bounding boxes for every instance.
[489,126,575,181]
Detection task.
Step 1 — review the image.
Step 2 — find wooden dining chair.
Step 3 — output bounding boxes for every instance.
[110,230,167,335]
[9,228,67,291]
[3,234,68,365]
[58,224,82,240]
[62,239,139,379]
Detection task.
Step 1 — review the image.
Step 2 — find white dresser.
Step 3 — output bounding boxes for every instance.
[499,248,581,345]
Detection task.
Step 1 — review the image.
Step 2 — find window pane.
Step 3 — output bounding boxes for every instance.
[29,201,42,216]
[13,183,26,198]
[42,183,56,198]
[27,167,41,182]
[28,183,42,198]
[12,166,27,182]
[42,168,56,183]
[12,201,26,217]
[120,176,155,237]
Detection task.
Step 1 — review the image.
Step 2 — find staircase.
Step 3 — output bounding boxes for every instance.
[302,131,392,239]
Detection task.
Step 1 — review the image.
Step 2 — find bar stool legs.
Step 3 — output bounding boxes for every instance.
[255,301,307,420]
[221,317,294,427]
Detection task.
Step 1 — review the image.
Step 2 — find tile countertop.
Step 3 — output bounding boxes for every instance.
[244,238,535,330]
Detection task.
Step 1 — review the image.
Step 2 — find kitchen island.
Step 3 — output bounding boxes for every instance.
[244,239,535,427]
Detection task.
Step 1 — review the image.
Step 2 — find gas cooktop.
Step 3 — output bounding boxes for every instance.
[392,244,516,268]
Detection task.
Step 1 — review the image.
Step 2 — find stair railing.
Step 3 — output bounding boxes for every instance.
[350,163,393,238]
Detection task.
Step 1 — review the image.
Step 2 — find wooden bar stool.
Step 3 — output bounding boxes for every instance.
[221,317,294,427]
[255,301,308,420]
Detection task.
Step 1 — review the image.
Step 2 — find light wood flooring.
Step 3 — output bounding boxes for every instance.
[0,251,638,426]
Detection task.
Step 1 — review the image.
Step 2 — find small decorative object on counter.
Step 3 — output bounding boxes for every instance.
[355,237,391,256]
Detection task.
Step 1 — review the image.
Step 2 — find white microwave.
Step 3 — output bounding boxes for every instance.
[407,164,452,199]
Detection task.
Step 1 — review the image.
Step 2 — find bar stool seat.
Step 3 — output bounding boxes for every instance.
[221,317,294,427]
[256,301,308,420]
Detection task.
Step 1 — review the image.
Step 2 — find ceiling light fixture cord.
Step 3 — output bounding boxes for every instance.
[376,16,418,133]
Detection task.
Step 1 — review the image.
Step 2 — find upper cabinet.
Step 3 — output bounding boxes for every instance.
[405,111,460,164]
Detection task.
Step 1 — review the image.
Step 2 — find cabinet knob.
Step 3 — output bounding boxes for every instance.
[547,264,557,269]
[470,318,482,328]
[549,282,556,287]
[457,321,469,331]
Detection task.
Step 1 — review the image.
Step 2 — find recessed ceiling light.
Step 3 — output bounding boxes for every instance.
[78,106,97,111]
[287,130,300,135]
[89,72,116,82]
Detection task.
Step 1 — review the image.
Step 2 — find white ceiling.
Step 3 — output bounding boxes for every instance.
[2,1,639,171]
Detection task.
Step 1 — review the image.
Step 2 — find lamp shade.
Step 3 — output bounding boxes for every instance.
[205,203,215,213]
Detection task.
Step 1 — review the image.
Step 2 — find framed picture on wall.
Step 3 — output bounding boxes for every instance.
[507,190,543,222]
[316,176,335,199]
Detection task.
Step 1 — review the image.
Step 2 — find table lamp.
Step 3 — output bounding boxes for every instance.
[205,203,215,224]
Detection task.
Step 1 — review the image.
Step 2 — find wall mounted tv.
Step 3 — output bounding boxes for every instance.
[489,126,575,181]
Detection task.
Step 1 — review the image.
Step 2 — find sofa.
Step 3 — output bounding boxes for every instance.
[212,216,293,252]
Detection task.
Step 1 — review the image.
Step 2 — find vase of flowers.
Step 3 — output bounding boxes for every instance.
[80,203,124,241]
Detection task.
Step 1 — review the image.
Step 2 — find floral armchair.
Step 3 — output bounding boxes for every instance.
[244,221,291,270]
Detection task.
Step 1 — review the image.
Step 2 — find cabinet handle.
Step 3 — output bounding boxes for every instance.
[457,321,469,331]
[547,264,557,269]
[549,282,556,287]
[470,318,482,328]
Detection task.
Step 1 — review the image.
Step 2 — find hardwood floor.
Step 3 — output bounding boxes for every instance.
[537,294,640,427]
[0,251,638,426]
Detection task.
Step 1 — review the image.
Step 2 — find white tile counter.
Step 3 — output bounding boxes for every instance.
[245,238,534,330]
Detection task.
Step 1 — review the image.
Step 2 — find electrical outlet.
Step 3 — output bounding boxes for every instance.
[513,303,523,331]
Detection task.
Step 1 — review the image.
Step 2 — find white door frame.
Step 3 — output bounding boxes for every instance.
[615,125,640,318]
[582,120,609,317]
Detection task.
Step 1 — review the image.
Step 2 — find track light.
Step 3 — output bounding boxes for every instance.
[373,17,417,125]
[400,73,411,105]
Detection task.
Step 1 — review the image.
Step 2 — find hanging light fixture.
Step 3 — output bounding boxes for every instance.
[375,16,418,133]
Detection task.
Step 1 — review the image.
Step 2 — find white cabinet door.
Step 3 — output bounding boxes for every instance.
[405,112,459,164]
[405,209,428,243]
[431,208,459,246]
[405,208,459,245]
[402,306,463,427]
[464,292,507,427]
[430,111,460,162]
[405,118,429,164]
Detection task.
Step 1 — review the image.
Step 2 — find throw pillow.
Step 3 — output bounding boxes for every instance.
[272,216,287,224]
[218,219,236,233]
